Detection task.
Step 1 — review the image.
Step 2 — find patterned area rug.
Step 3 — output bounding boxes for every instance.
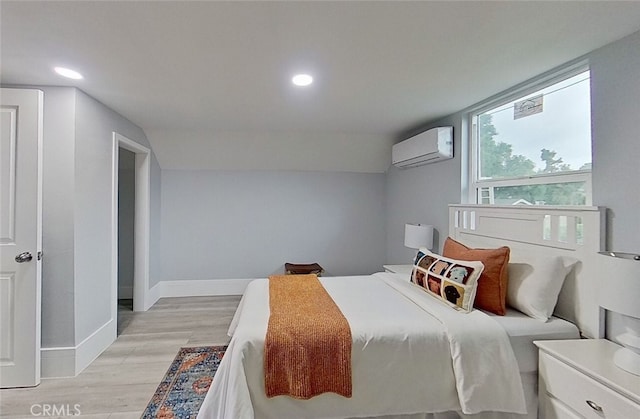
[142,345,227,419]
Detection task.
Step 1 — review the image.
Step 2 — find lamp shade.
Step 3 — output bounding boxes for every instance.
[597,251,640,376]
[404,223,434,250]
[598,252,640,319]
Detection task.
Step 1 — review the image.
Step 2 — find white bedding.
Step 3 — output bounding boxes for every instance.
[198,272,527,419]
[487,308,579,373]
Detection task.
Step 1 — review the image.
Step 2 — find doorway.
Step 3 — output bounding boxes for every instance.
[111,133,151,336]
[117,148,136,334]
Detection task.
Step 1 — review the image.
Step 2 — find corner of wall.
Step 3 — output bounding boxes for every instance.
[41,319,115,378]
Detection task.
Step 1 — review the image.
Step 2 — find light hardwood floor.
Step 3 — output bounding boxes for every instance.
[0,296,241,418]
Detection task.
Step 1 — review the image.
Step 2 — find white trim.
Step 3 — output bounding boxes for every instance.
[159,279,253,298]
[459,115,470,204]
[111,133,151,315]
[467,113,478,204]
[474,170,591,188]
[74,319,115,374]
[141,279,251,308]
[41,319,114,378]
[110,136,119,324]
[146,282,162,310]
[35,89,44,384]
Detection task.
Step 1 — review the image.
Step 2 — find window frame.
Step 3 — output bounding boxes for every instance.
[466,61,592,206]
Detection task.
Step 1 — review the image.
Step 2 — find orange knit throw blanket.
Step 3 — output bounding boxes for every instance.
[265,274,352,399]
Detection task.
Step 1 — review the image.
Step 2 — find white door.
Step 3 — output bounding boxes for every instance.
[0,88,43,388]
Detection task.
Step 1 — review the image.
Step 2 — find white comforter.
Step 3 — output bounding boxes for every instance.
[197,273,526,419]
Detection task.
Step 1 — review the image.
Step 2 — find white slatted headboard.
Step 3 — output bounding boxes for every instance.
[448,205,605,338]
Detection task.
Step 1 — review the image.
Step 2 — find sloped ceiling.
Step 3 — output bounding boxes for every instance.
[3,1,640,173]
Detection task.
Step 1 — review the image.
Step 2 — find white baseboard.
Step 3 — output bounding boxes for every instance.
[159,278,253,298]
[145,281,161,310]
[41,319,115,379]
[75,319,115,374]
[42,280,249,378]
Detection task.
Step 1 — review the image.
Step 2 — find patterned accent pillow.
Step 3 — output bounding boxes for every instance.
[410,248,485,313]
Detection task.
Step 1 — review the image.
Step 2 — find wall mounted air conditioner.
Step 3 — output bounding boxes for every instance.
[392,126,453,168]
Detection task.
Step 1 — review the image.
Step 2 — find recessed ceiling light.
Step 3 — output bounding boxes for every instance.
[292,74,313,87]
[54,67,83,80]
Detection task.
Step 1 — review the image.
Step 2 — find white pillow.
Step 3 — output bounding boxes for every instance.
[507,256,578,321]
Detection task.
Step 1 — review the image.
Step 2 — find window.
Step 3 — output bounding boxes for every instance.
[469,67,592,206]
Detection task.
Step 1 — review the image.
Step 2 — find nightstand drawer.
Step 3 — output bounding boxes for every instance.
[544,396,582,419]
[540,352,640,418]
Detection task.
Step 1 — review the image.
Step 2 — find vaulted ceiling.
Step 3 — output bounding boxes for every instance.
[3,1,640,172]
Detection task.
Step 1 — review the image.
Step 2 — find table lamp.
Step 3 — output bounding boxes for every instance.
[404,223,434,250]
[598,251,640,376]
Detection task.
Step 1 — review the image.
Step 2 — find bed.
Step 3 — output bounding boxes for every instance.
[197,205,605,419]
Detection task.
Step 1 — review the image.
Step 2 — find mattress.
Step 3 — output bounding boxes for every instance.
[487,308,580,373]
[389,271,581,374]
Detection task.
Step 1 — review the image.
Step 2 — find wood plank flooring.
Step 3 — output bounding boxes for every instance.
[0,296,241,418]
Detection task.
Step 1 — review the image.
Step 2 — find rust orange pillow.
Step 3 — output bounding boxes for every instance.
[442,237,510,315]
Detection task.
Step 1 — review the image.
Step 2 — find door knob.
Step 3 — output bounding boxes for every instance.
[15,252,33,263]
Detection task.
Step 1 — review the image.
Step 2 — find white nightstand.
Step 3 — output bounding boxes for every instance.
[382,264,413,276]
[535,339,640,418]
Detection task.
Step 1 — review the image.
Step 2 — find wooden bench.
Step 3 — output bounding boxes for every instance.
[284,262,324,276]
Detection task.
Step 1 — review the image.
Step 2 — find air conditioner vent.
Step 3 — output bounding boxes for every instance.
[392,126,453,168]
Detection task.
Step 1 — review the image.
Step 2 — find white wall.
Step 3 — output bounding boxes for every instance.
[161,170,387,280]
[385,114,463,264]
[73,89,157,344]
[590,30,640,253]
[40,87,76,348]
[589,30,640,342]
[150,156,162,287]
